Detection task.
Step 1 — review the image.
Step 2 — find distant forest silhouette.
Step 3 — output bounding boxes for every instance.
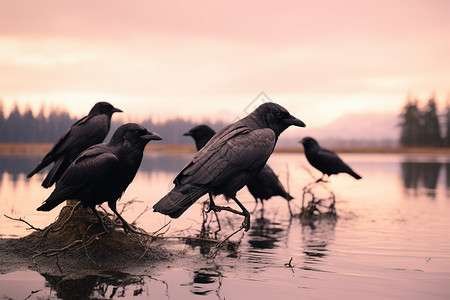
[399,96,450,147]
[0,102,226,144]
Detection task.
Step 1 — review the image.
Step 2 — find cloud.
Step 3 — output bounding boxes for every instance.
[0,0,449,124]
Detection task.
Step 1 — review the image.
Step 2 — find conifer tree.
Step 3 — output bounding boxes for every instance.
[421,96,442,147]
[399,99,422,147]
[443,102,450,147]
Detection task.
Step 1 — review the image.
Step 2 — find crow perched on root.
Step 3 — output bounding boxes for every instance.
[37,123,162,233]
[184,124,293,209]
[28,102,122,188]
[300,137,362,181]
[153,103,305,231]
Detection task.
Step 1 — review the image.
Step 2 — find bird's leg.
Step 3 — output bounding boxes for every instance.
[251,199,259,214]
[204,192,216,213]
[207,200,245,216]
[108,201,137,234]
[231,196,251,232]
[205,193,244,216]
[213,210,222,239]
[90,206,108,233]
[202,193,222,238]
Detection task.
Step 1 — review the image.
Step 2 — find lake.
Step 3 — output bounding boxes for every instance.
[1,150,450,299]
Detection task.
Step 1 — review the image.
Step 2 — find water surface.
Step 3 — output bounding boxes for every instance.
[1,151,450,299]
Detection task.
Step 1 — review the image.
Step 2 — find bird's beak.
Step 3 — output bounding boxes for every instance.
[284,115,306,127]
[112,107,123,113]
[183,132,192,137]
[141,132,162,141]
[299,139,305,144]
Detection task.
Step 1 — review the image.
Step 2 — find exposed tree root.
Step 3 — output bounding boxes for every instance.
[300,179,337,221]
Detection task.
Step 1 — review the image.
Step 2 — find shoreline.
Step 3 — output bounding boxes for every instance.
[2,143,450,155]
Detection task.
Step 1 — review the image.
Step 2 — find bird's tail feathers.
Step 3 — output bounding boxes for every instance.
[27,161,48,178]
[349,171,362,180]
[285,193,294,201]
[37,197,66,211]
[37,186,74,211]
[41,158,69,188]
[27,151,57,178]
[153,185,207,218]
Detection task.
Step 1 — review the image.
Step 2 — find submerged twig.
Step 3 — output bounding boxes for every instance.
[284,257,295,273]
[209,225,245,259]
[285,163,294,217]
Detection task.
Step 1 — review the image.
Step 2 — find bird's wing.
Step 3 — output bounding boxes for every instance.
[256,165,277,185]
[47,145,119,200]
[43,116,90,156]
[256,165,283,188]
[318,148,350,171]
[52,115,109,155]
[176,127,276,187]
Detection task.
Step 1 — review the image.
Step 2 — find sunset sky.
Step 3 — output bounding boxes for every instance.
[0,0,449,128]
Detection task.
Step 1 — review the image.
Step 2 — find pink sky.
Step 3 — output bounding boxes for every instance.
[0,0,449,128]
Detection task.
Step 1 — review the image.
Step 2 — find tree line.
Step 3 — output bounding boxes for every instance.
[399,96,450,147]
[0,102,226,144]
[2,98,450,147]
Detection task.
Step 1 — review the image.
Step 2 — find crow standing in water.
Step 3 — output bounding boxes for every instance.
[184,124,293,208]
[300,137,361,181]
[245,164,293,206]
[28,102,122,188]
[153,103,305,231]
[37,123,162,232]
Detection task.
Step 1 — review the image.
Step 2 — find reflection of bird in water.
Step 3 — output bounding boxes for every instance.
[247,216,283,250]
[300,218,336,270]
[28,102,122,188]
[300,137,361,182]
[37,123,162,232]
[154,103,305,231]
[42,271,149,299]
[184,124,294,212]
[190,267,223,297]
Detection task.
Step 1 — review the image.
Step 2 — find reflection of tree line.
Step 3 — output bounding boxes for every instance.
[0,154,191,183]
[401,161,450,196]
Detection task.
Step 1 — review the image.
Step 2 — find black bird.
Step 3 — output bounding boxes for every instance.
[153,102,305,231]
[37,123,162,232]
[184,124,293,208]
[183,124,216,150]
[28,102,122,188]
[300,137,362,181]
[246,164,293,207]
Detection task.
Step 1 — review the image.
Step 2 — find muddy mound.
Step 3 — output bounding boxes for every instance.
[1,204,170,275]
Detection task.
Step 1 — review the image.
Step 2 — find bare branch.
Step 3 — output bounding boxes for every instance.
[4,214,44,231]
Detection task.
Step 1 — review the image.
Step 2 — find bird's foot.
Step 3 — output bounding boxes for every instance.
[209,204,244,216]
[94,215,109,233]
[315,178,328,183]
[242,214,251,232]
[99,222,109,234]
[121,221,139,234]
